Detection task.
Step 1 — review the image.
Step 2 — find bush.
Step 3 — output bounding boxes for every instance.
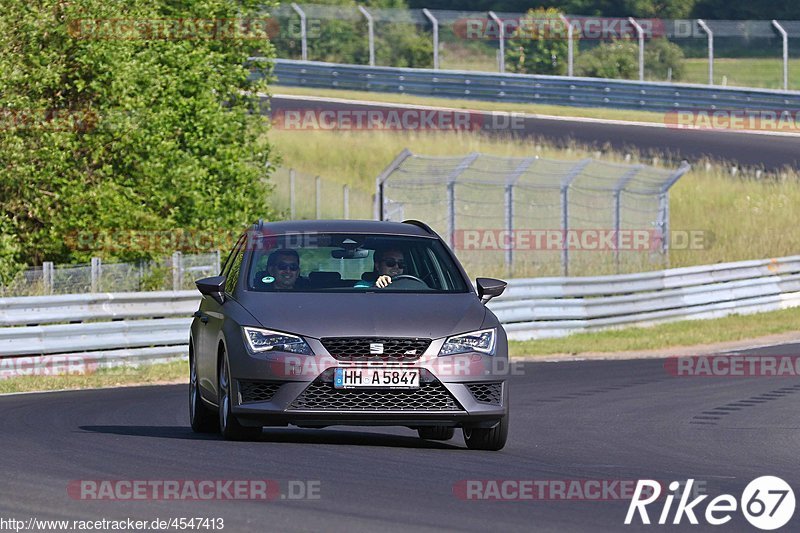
[575,38,684,80]
[273,0,433,68]
[506,8,575,75]
[0,0,277,271]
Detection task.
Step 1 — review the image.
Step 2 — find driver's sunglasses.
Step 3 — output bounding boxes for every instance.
[382,259,405,268]
[276,262,299,271]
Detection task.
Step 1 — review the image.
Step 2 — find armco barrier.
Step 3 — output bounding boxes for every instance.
[0,255,798,374]
[261,59,800,113]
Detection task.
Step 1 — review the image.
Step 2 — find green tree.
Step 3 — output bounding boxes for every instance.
[0,0,276,279]
[506,7,576,75]
[575,37,684,80]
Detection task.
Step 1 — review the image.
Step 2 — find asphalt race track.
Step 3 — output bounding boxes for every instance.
[269,95,800,172]
[2,344,799,532]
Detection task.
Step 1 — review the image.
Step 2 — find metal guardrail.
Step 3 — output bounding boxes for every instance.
[0,291,198,372]
[0,254,798,373]
[265,59,800,113]
[492,255,800,339]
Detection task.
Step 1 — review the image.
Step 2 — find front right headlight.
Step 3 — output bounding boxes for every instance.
[439,328,496,356]
[242,327,313,355]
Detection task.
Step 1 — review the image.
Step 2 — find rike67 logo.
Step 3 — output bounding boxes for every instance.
[625,477,795,530]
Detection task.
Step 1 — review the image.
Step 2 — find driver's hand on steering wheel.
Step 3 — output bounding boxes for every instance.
[376,275,392,288]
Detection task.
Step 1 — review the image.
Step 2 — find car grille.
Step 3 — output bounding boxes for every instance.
[239,381,283,403]
[289,378,463,411]
[321,337,431,362]
[466,382,503,405]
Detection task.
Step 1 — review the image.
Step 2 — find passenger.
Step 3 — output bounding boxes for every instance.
[265,249,301,290]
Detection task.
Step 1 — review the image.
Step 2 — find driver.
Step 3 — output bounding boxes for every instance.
[373,247,406,288]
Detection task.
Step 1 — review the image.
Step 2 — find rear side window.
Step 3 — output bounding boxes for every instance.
[224,239,246,295]
[221,234,246,278]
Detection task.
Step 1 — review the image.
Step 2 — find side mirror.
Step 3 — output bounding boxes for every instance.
[476,277,506,304]
[196,276,226,305]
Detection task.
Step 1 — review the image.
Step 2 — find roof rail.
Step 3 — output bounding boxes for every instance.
[402,219,435,235]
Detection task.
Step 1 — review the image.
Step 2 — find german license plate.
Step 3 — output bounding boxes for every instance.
[334,367,420,389]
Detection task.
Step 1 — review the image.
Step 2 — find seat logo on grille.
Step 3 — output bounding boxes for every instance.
[369,343,384,354]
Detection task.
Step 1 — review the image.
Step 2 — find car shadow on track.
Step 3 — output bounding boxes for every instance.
[78,425,463,449]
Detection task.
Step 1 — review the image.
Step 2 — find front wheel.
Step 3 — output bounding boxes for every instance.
[189,352,218,433]
[218,353,261,441]
[463,415,508,451]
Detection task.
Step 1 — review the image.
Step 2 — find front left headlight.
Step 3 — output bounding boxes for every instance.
[439,328,496,356]
[242,327,313,355]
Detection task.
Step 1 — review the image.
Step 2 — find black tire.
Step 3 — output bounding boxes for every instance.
[463,415,508,451]
[218,353,261,441]
[189,351,218,433]
[463,388,509,451]
[417,426,455,440]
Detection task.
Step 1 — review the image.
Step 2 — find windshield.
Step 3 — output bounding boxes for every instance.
[245,233,469,293]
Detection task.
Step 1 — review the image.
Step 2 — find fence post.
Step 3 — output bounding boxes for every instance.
[422,9,439,70]
[658,161,692,267]
[772,20,789,90]
[343,184,350,219]
[445,153,480,249]
[291,3,308,61]
[505,157,537,276]
[91,257,101,292]
[697,20,714,85]
[629,17,645,81]
[315,175,321,219]
[172,251,183,291]
[358,6,375,67]
[612,166,643,274]
[559,15,574,77]
[375,148,414,220]
[42,261,54,295]
[214,250,221,275]
[289,168,296,219]
[488,11,505,73]
[560,159,592,276]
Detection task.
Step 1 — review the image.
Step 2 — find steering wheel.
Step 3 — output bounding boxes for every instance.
[388,274,429,289]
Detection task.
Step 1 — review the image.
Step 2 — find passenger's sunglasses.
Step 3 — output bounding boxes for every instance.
[276,262,299,271]
[382,259,405,268]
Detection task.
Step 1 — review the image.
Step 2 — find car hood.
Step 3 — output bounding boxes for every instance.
[236,292,486,340]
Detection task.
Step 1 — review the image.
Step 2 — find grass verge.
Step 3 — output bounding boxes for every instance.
[509,306,800,356]
[0,360,187,395]
[273,85,667,124]
[682,58,800,91]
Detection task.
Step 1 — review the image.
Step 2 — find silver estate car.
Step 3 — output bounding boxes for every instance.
[189,219,509,450]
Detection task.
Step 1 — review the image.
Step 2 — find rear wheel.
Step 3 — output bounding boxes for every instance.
[218,352,261,441]
[189,351,218,433]
[417,426,455,441]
